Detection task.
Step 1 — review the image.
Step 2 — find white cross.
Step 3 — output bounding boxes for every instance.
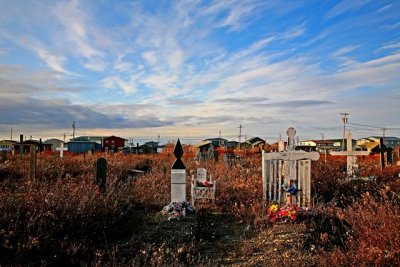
[56,143,68,158]
[330,131,369,177]
[262,127,320,206]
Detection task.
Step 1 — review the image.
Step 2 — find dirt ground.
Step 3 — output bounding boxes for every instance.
[111,207,316,266]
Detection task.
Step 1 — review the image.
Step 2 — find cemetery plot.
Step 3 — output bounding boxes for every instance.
[191,168,217,206]
[262,128,319,207]
[0,146,399,266]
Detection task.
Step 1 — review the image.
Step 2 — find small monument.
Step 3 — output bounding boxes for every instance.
[330,131,369,177]
[171,139,186,202]
[262,127,320,206]
[95,157,107,194]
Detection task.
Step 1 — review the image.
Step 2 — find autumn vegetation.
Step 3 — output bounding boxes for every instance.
[0,152,399,265]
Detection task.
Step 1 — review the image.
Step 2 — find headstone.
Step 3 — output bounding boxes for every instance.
[262,127,320,207]
[95,157,107,194]
[29,145,36,181]
[56,143,68,158]
[1,150,6,162]
[171,139,186,202]
[330,131,369,177]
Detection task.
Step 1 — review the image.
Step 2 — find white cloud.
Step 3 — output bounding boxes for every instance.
[101,76,136,94]
[378,4,393,13]
[325,1,369,20]
[142,51,158,65]
[52,0,106,71]
[36,49,70,75]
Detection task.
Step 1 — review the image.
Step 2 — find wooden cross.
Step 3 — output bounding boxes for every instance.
[330,131,369,177]
[56,143,68,158]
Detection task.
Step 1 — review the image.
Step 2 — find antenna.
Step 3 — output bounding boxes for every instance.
[238,125,243,149]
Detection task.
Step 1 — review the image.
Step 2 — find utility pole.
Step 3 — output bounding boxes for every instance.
[63,133,66,142]
[340,112,349,151]
[72,121,76,139]
[10,128,13,141]
[238,125,243,149]
[320,133,324,140]
[381,128,386,138]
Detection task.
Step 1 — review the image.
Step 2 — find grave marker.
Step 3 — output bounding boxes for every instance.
[29,145,36,181]
[56,143,68,158]
[330,131,369,177]
[171,139,186,202]
[1,150,6,162]
[95,157,107,194]
[262,127,320,206]
[377,138,388,170]
[19,134,23,159]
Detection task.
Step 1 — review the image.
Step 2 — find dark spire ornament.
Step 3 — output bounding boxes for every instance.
[172,139,185,169]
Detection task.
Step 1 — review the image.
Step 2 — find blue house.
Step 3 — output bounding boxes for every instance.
[67,137,102,153]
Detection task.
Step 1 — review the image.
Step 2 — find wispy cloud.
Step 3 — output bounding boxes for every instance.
[378,3,393,13]
[324,1,370,20]
[52,0,106,71]
[0,1,399,139]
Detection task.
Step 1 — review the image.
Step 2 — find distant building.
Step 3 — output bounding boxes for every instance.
[299,139,354,152]
[0,140,17,151]
[246,137,266,148]
[67,136,102,153]
[44,138,65,151]
[70,136,105,145]
[103,136,126,151]
[13,140,52,153]
[227,141,239,150]
[357,136,400,148]
[202,138,228,148]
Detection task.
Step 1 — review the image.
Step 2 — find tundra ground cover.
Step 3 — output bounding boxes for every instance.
[0,153,399,265]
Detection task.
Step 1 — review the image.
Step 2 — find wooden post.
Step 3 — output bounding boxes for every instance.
[379,138,385,171]
[19,134,23,159]
[29,145,36,181]
[1,150,6,162]
[95,157,107,194]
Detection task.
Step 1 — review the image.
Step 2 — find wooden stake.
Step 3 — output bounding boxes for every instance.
[29,144,36,181]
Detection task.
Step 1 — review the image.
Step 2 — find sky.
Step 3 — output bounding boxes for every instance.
[0,0,399,144]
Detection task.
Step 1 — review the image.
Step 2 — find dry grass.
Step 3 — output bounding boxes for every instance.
[0,152,399,265]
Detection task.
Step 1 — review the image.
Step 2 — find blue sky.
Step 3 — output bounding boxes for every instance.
[0,0,399,143]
